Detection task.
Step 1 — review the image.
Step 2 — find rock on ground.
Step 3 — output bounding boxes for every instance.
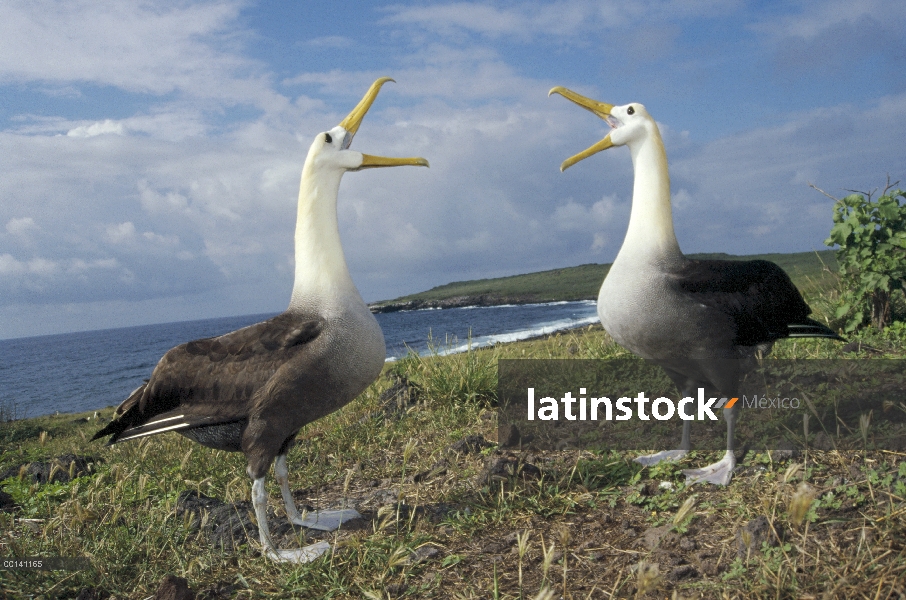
[0,489,18,512]
[736,515,780,559]
[74,588,110,600]
[154,575,195,600]
[478,454,542,486]
[0,454,99,484]
[175,490,257,551]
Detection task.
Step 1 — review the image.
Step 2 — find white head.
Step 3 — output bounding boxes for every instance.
[549,86,659,171]
[301,77,429,184]
[550,86,679,259]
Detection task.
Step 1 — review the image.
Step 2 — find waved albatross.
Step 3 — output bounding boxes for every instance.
[550,86,843,485]
[93,78,428,561]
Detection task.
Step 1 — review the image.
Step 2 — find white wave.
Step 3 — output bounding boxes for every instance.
[502,299,595,309]
[435,314,600,356]
[393,299,596,314]
[394,306,442,313]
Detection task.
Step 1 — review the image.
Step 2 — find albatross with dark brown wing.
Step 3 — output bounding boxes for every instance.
[94,78,428,563]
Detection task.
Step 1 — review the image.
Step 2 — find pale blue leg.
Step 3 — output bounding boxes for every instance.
[274,454,362,531]
[682,404,737,486]
[634,420,691,466]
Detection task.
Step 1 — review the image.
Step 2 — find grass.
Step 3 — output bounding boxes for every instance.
[371,250,839,308]
[1,288,905,599]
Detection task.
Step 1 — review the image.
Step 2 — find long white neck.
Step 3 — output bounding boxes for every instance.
[616,127,682,264]
[288,163,359,310]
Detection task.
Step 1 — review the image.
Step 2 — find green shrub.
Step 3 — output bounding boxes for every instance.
[824,180,906,331]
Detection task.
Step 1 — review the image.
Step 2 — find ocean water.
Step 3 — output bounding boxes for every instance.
[0,300,598,419]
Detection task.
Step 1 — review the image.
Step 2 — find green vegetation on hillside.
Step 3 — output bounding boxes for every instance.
[372,250,839,309]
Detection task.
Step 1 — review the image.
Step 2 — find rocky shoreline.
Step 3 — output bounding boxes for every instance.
[369,293,589,313]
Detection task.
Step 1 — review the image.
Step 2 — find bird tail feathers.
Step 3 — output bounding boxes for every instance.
[91,413,191,444]
[787,319,845,342]
[111,414,192,443]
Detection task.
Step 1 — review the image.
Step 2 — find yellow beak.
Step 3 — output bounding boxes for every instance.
[549,86,616,171]
[358,155,429,170]
[340,78,429,170]
[339,77,395,136]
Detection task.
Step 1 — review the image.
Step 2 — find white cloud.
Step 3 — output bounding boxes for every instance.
[0,0,281,108]
[138,181,190,214]
[382,0,741,40]
[668,92,906,254]
[303,36,354,48]
[591,233,607,251]
[553,194,622,231]
[287,58,535,104]
[142,231,180,247]
[67,119,125,138]
[750,0,906,81]
[105,222,136,244]
[6,217,38,235]
[67,258,118,274]
[383,3,562,39]
[752,0,906,41]
[0,119,300,312]
[0,253,26,275]
[0,253,59,276]
[13,110,210,141]
[671,189,693,210]
[551,195,628,252]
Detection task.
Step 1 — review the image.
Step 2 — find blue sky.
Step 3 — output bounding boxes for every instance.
[1,0,904,339]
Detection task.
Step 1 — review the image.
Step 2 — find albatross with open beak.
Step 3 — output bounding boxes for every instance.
[550,86,842,485]
[94,78,428,561]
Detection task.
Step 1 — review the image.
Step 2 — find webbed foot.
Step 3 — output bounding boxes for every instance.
[683,451,735,486]
[290,508,362,531]
[634,449,688,466]
[264,540,331,563]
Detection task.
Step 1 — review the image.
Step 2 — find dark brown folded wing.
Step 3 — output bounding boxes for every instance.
[92,312,322,443]
[670,259,811,347]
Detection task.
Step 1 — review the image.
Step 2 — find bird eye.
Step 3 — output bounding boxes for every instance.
[324,133,332,143]
[627,106,635,115]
